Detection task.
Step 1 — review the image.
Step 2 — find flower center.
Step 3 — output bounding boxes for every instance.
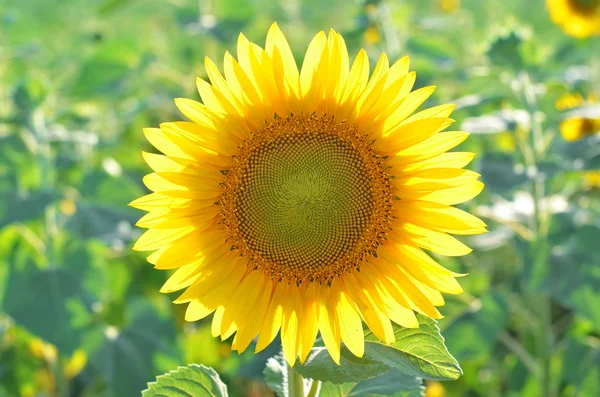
[220,115,393,283]
[568,0,600,11]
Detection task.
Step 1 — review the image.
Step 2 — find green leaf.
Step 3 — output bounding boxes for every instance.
[318,383,355,397]
[0,190,58,228]
[2,256,94,354]
[295,315,461,383]
[546,253,600,330]
[444,290,509,362]
[318,370,424,397]
[264,353,287,397]
[89,300,183,397]
[478,154,528,196]
[486,30,524,69]
[142,364,228,397]
[264,352,316,397]
[561,338,600,396]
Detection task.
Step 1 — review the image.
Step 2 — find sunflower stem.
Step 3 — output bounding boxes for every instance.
[306,379,321,397]
[287,364,305,397]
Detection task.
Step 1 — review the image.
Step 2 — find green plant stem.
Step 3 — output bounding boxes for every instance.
[498,331,539,376]
[519,71,555,397]
[306,380,321,397]
[287,364,305,397]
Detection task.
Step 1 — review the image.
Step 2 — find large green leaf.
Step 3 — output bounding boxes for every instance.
[1,245,95,354]
[561,338,600,396]
[546,253,600,330]
[0,190,58,228]
[142,364,228,397]
[89,300,182,397]
[296,315,461,383]
[319,370,424,397]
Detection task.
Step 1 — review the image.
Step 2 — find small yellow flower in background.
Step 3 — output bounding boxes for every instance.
[425,381,446,397]
[496,132,517,153]
[35,369,55,395]
[584,170,600,188]
[29,338,57,363]
[547,0,600,38]
[63,349,88,380]
[555,92,600,141]
[131,23,486,366]
[440,0,461,13]
[59,199,77,216]
[364,25,382,44]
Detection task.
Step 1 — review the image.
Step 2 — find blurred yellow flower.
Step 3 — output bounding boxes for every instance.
[59,199,77,215]
[555,92,600,141]
[440,0,461,13]
[35,369,55,395]
[29,338,57,363]
[132,23,485,366]
[584,170,600,188]
[547,0,600,38]
[426,381,446,397]
[63,349,88,380]
[496,132,517,152]
[364,25,382,44]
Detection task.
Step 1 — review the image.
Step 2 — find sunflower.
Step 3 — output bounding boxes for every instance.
[131,23,486,366]
[584,170,600,188]
[555,92,600,141]
[547,0,600,38]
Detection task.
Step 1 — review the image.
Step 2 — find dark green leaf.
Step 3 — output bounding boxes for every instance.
[2,247,94,354]
[486,31,524,69]
[478,154,528,195]
[546,253,600,330]
[90,300,183,397]
[0,190,58,228]
[562,338,600,396]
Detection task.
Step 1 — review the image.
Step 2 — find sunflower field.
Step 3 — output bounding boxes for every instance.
[1,0,600,396]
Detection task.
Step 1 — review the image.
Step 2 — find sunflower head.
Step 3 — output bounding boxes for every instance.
[556,92,600,141]
[131,23,486,366]
[547,0,600,38]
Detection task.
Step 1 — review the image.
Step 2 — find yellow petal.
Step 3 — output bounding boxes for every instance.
[185,300,215,321]
[395,200,487,235]
[317,286,341,364]
[266,22,300,98]
[333,280,364,358]
[255,281,285,353]
[374,118,455,154]
[281,283,301,366]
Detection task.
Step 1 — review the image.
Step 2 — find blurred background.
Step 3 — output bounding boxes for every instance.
[1,0,599,396]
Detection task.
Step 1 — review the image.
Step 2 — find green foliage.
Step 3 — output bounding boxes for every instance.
[296,316,460,383]
[142,364,228,397]
[318,370,424,397]
[265,354,424,397]
[264,353,288,397]
[1,0,600,395]
[444,291,509,362]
